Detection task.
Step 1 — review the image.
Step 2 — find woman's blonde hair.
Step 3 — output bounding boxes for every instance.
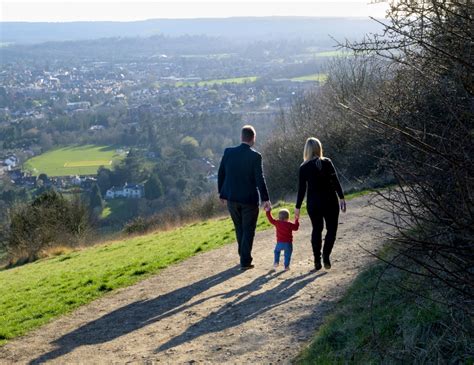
[303,137,323,162]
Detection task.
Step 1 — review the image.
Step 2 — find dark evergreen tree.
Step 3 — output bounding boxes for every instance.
[97,166,113,194]
[144,174,164,200]
[37,173,49,185]
[89,183,104,212]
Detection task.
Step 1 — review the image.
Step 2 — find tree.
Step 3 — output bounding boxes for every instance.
[262,57,385,198]
[337,0,473,305]
[39,132,53,151]
[176,178,187,192]
[180,136,199,159]
[144,174,164,200]
[89,183,104,213]
[97,166,112,194]
[37,173,49,185]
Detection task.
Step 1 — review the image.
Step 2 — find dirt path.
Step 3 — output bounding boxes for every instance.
[0,194,394,365]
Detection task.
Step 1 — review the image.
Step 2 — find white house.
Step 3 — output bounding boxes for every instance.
[70,175,82,186]
[89,125,105,131]
[105,183,144,199]
[4,155,18,168]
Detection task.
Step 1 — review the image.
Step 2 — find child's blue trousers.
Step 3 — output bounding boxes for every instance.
[274,242,293,267]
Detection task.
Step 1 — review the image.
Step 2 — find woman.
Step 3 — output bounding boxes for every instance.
[294,137,346,271]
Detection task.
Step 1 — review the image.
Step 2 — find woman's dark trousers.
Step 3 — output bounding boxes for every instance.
[227,201,259,267]
[308,200,340,263]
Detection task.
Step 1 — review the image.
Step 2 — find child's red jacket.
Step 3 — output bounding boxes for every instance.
[266,210,299,243]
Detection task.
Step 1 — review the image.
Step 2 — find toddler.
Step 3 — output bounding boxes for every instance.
[265,207,299,270]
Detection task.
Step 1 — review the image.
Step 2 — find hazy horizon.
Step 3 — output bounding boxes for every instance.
[2,1,389,22]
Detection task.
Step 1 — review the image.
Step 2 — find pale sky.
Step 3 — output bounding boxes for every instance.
[1,1,389,22]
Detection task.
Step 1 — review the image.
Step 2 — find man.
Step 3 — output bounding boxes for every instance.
[218,125,271,270]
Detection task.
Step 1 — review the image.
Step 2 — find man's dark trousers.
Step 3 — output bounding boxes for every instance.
[227,201,259,267]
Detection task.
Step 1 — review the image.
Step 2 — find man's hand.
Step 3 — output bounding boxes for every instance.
[340,199,347,213]
[262,200,272,211]
[220,198,227,205]
[294,208,300,220]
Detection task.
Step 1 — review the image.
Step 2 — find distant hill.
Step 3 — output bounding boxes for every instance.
[0,17,383,45]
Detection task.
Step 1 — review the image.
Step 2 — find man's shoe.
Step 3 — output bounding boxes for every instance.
[314,260,322,271]
[323,257,331,270]
[240,264,255,271]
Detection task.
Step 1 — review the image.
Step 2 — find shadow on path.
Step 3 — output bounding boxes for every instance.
[29,267,325,364]
[156,271,326,353]
[29,265,241,364]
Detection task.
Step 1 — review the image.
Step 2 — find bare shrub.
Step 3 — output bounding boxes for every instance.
[263,56,390,199]
[337,0,473,304]
[6,190,92,264]
[122,193,227,235]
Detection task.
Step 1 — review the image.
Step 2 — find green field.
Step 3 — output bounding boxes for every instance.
[303,48,351,57]
[314,50,350,57]
[176,76,258,87]
[23,145,125,176]
[291,73,328,83]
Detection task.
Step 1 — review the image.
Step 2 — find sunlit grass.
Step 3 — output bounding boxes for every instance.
[175,76,258,87]
[291,73,328,83]
[314,50,350,57]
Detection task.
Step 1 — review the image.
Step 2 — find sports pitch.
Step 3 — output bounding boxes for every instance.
[23,145,124,176]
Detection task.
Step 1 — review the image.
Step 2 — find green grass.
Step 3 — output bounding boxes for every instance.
[23,145,125,176]
[290,73,328,83]
[175,76,258,87]
[303,48,351,57]
[314,50,350,57]
[0,191,367,346]
[101,206,113,219]
[297,253,473,364]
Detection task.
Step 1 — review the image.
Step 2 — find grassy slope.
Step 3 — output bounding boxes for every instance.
[0,201,310,345]
[297,256,473,364]
[23,145,124,176]
[0,191,369,346]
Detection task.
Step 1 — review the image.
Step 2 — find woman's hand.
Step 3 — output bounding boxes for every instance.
[294,208,300,220]
[262,200,272,211]
[340,199,346,213]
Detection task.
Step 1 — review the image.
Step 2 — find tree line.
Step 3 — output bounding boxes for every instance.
[262,0,472,362]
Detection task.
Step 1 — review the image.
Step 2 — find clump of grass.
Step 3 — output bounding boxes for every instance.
[40,246,74,258]
[297,258,474,364]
